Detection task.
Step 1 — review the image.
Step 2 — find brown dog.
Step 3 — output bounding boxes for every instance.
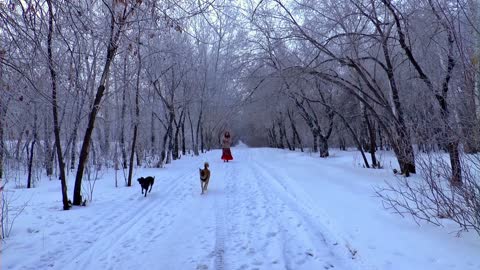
[199,162,210,195]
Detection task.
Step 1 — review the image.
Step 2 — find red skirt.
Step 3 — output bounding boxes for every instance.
[221,148,233,161]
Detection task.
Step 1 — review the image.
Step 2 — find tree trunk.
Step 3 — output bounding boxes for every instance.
[188,110,196,155]
[364,112,378,168]
[173,110,184,160]
[14,125,26,160]
[340,116,370,168]
[0,109,3,180]
[158,111,174,167]
[27,108,38,189]
[181,118,186,156]
[166,109,174,164]
[158,127,170,168]
[194,110,203,156]
[339,137,346,151]
[460,63,479,153]
[136,148,142,167]
[287,110,303,152]
[43,118,54,176]
[278,116,291,150]
[284,127,292,151]
[166,136,172,164]
[47,0,70,209]
[27,139,36,189]
[0,97,7,180]
[127,39,141,187]
[318,136,329,158]
[127,126,138,187]
[73,45,118,205]
[391,127,416,177]
[120,54,128,169]
[70,124,78,170]
[200,125,204,153]
[151,110,156,154]
[277,121,285,149]
[448,140,462,185]
[378,127,384,151]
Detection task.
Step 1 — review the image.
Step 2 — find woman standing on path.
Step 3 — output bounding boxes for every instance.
[221,131,233,162]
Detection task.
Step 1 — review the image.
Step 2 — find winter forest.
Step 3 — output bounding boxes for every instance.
[1,0,480,269]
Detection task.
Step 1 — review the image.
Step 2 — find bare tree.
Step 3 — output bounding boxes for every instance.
[47,0,70,209]
[73,0,142,205]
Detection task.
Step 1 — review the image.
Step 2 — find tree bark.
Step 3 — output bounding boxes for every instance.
[277,120,285,149]
[195,110,203,156]
[70,123,78,170]
[0,82,7,181]
[0,109,4,180]
[200,125,205,153]
[188,110,196,154]
[120,54,128,169]
[43,118,54,176]
[173,110,184,160]
[287,109,303,152]
[318,136,329,158]
[151,110,156,153]
[27,107,38,189]
[312,132,318,153]
[364,111,378,167]
[181,117,186,156]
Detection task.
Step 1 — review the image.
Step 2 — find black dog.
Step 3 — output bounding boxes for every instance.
[137,176,154,197]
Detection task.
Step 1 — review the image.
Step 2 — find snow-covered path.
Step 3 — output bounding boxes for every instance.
[3,147,479,270]
[3,148,366,270]
[65,148,363,270]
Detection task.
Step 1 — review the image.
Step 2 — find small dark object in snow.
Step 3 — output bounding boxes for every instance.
[324,263,335,269]
[138,176,155,197]
[306,252,314,257]
[393,168,398,174]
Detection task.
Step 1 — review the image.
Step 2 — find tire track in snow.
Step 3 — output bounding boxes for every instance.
[103,170,198,269]
[213,161,235,270]
[250,161,333,269]
[63,170,197,270]
[250,157,372,270]
[230,150,286,269]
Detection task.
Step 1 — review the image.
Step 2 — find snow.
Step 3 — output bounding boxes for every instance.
[1,146,479,270]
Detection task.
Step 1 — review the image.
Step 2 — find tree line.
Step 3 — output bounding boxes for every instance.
[0,0,244,209]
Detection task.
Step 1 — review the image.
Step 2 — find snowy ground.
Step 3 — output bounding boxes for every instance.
[1,145,479,270]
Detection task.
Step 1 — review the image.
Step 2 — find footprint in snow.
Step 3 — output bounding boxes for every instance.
[266,232,277,238]
[324,263,335,269]
[236,264,248,270]
[252,260,263,266]
[196,264,208,270]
